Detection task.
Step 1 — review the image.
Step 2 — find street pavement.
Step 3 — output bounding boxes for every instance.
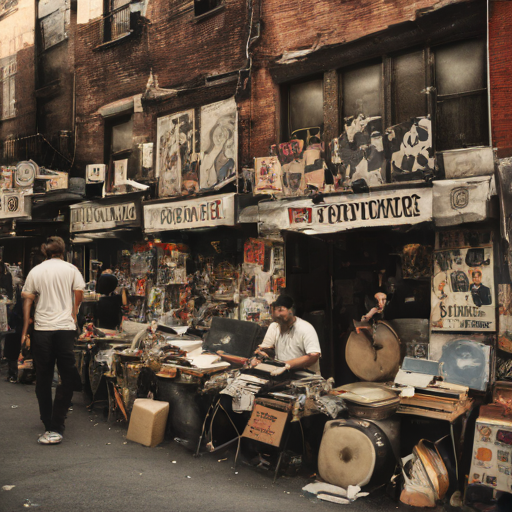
[0,363,448,512]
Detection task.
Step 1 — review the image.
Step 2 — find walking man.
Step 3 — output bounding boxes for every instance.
[21,236,85,445]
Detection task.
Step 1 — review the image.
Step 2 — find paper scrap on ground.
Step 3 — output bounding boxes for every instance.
[302,482,369,503]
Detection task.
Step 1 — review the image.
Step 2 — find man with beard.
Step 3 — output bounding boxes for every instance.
[254,295,321,375]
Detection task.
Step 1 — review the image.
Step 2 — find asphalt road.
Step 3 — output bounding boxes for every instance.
[0,363,447,512]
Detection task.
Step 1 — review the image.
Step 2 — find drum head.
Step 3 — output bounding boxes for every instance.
[318,424,376,488]
[345,322,401,381]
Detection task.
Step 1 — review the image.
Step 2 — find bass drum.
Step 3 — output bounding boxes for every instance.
[318,417,399,490]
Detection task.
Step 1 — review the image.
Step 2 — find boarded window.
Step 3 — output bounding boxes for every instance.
[40,9,66,50]
[289,79,324,134]
[392,50,427,125]
[435,39,488,150]
[112,117,133,153]
[342,62,382,119]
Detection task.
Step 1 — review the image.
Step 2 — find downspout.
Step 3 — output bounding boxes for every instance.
[487,0,492,147]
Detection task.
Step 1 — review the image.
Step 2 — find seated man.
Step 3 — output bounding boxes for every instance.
[254,295,321,375]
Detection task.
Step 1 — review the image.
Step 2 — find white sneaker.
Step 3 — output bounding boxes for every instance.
[38,431,63,445]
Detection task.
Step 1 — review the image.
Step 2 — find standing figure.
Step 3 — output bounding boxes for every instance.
[21,236,85,445]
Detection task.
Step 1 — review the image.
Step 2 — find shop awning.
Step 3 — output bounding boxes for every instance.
[251,177,493,236]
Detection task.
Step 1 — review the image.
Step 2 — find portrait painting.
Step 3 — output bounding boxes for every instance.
[200,98,237,190]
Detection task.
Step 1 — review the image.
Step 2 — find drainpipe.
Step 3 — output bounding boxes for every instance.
[487,0,492,148]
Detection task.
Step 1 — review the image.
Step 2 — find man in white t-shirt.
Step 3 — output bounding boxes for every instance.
[21,236,85,445]
[254,295,321,375]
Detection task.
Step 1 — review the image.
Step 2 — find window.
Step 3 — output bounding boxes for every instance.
[194,0,222,17]
[434,40,488,150]
[339,39,487,151]
[1,55,16,119]
[103,0,131,43]
[342,62,382,119]
[282,78,324,141]
[40,9,66,50]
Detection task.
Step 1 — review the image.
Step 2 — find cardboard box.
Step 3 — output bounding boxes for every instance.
[126,399,169,448]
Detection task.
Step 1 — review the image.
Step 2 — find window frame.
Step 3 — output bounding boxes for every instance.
[1,55,16,120]
[337,38,488,152]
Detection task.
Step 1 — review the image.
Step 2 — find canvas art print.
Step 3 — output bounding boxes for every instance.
[157,109,195,197]
[200,98,237,190]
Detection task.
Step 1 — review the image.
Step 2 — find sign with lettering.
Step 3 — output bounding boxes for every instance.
[257,188,433,235]
[242,404,288,447]
[70,198,140,233]
[143,192,236,233]
[431,243,495,332]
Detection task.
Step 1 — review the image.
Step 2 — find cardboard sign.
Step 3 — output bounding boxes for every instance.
[242,404,288,447]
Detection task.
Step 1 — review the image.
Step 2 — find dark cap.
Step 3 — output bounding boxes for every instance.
[97,273,118,295]
[272,295,294,309]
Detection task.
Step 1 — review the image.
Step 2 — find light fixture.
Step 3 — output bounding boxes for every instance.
[9,220,16,236]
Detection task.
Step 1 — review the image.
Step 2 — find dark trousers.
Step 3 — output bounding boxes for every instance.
[32,330,82,433]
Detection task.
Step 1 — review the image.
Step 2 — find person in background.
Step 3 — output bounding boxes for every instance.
[4,286,25,382]
[361,291,387,322]
[21,236,85,445]
[253,295,321,375]
[95,271,128,330]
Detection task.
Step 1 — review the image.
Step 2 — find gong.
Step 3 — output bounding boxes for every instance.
[345,320,401,382]
[318,418,397,489]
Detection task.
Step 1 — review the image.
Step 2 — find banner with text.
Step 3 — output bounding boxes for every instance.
[144,192,236,233]
[70,199,141,233]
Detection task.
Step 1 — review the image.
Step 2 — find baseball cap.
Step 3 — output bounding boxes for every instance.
[272,295,294,309]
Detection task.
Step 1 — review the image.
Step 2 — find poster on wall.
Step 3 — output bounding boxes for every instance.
[200,98,237,190]
[253,156,283,195]
[156,109,195,197]
[385,116,434,183]
[431,245,495,332]
[334,114,385,188]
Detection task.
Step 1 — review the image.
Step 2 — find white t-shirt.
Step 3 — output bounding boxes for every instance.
[23,258,86,331]
[260,317,322,374]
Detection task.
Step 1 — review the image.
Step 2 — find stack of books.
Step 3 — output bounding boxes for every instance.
[397,381,473,422]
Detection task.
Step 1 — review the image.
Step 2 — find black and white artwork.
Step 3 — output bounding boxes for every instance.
[200,98,237,190]
[385,116,434,182]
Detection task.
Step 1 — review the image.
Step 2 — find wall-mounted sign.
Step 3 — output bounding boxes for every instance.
[433,176,491,227]
[0,190,31,219]
[257,188,433,235]
[431,244,495,332]
[70,197,141,233]
[144,192,236,233]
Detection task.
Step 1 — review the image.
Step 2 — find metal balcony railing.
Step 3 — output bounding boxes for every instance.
[101,4,131,44]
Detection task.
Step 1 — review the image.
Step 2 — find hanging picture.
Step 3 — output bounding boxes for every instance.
[498,284,512,353]
[200,98,237,190]
[156,109,195,197]
[431,246,495,332]
[282,158,306,196]
[385,116,434,183]
[244,238,265,266]
[114,159,128,186]
[254,156,283,195]
[335,115,385,188]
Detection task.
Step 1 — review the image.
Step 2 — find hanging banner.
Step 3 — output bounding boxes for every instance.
[257,187,432,235]
[70,197,141,233]
[431,244,495,332]
[143,192,236,233]
[433,176,491,227]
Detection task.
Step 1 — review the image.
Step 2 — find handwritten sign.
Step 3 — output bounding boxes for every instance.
[70,199,140,233]
[257,188,433,235]
[144,192,236,233]
[242,404,288,447]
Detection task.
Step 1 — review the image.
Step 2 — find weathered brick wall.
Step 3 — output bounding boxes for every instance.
[489,0,512,157]
[75,0,249,173]
[248,0,479,157]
